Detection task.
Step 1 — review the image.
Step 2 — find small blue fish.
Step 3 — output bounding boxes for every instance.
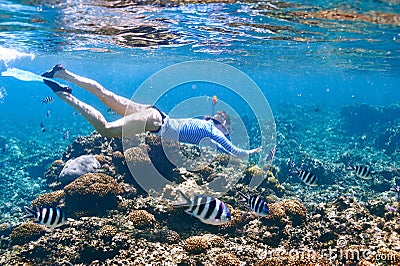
[174,190,231,225]
[290,160,318,187]
[40,122,46,132]
[46,110,51,118]
[391,185,400,201]
[24,206,67,228]
[63,129,70,140]
[42,96,55,104]
[238,191,270,216]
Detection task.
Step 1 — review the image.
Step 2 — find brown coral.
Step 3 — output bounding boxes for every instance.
[265,170,285,196]
[265,202,286,222]
[215,253,241,266]
[112,151,124,159]
[128,210,156,229]
[281,199,307,225]
[124,146,151,165]
[242,166,284,196]
[10,223,47,246]
[63,173,123,215]
[241,165,263,184]
[31,190,65,208]
[158,229,181,244]
[219,205,246,232]
[98,225,118,242]
[206,235,225,248]
[265,199,307,226]
[183,236,209,254]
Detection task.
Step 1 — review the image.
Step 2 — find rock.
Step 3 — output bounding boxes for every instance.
[59,155,100,185]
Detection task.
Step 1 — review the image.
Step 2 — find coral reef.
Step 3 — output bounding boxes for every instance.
[183,235,209,254]
[265,199,307,226]
[31,190,65,208]
[98,225,118,242]
[10,223,47,246]
[128,210,156,229]
[242,165,285,196]
[2,103,400,265]
[215,253,241,266]
[158,229,181,244]
[58,154,101,186]
[64,173,123,216]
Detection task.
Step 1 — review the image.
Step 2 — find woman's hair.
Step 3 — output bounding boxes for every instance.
[206,110,232,135]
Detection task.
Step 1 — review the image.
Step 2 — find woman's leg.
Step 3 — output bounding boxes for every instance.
[44,80,162,138]
[42,65,150,116]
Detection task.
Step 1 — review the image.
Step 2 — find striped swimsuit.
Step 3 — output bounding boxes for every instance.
[155,116,255,157]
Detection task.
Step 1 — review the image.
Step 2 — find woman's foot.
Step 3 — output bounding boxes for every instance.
[43,79,72,94]
[41,64,65,78]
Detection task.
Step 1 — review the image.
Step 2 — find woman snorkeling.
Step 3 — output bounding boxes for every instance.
[41,64,262,158]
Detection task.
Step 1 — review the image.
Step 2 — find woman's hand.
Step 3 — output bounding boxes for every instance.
[249,146,262,155]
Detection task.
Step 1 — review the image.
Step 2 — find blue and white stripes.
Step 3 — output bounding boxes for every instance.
[157,117,254,157]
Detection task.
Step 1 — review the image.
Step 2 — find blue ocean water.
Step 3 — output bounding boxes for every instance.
[0,0,399,223]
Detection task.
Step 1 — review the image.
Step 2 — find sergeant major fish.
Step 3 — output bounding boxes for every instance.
[107,108,119,116]
[290,160,318,187]
[42,96,55,104]
[349,165,372,180]
[265,145,277,162]
[40,121,46,132]
[238,191,270,216]
[23,206,67,228]
[173,190,231,225]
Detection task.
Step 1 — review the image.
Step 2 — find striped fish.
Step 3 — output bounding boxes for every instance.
[350,165,372,180]
[107,108,119,115]
[265,145,277,162]
[174,190,231,225]
[238,192,270,216]
[23,206,67,228]
[42,96,55,103]
[290,160,318,187]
